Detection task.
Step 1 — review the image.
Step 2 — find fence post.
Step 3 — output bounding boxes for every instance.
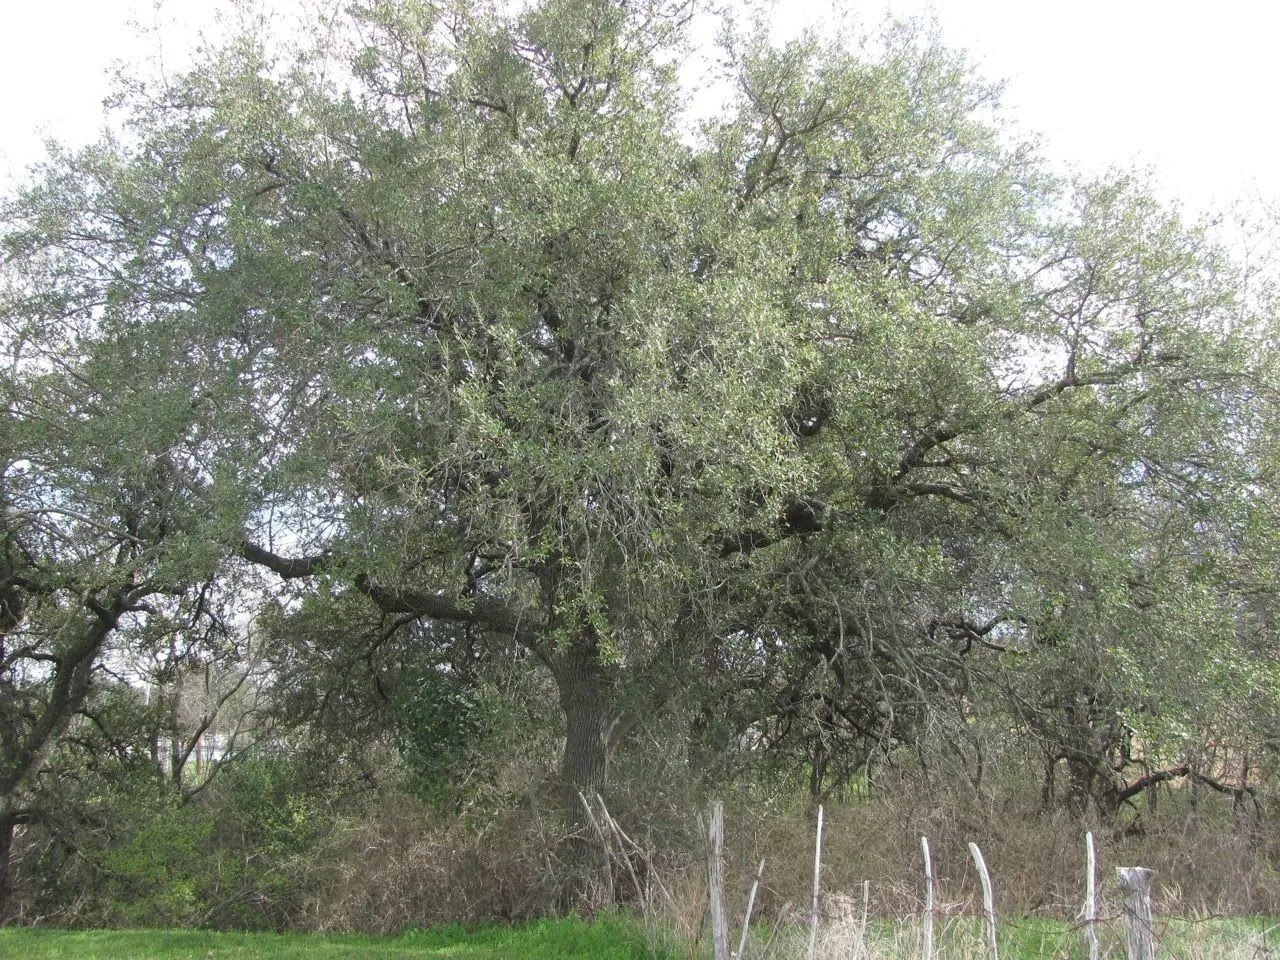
[1082,832,1100,960]
[968,842,999,960]
[734,857,765,960]
[806,804,825,960]
[707,801,729,960]
[921,836,934,960]
[1115,866,1156,960]
[852,879,870,960]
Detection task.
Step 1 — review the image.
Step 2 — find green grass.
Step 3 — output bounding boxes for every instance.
[0,915,655,960]
[4,914,1277,959]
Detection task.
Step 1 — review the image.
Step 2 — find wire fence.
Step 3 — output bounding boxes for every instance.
[685,802,1280,960]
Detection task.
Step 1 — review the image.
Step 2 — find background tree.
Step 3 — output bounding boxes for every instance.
[0,135,279,916]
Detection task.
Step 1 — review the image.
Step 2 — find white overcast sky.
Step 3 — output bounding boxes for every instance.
[1,0,1278,218]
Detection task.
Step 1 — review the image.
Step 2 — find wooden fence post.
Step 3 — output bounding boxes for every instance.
[968,842,998,960]
[921,836,934,960]
[1115,866,1156,960]
[707,801,729,960]
[852,879,870,960]
[1082,832,1100,960]
[734,857,765,960]
[806,804,825,960]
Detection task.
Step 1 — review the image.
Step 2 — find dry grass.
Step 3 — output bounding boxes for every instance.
[700,781,1280,926]
[285,796,588,931]
[626,775,1280,958]
[754,914,1280,960]
[173,768,1280,945]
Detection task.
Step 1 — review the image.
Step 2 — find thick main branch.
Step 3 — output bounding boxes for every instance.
[240,540,539,643]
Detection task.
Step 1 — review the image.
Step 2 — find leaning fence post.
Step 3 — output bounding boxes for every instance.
[921,836,935,960]
[1082,832,1100,960]
[1115,866,1156,960]
[734,857,765,960]
[707,801,729,960]
[968,842,998,960]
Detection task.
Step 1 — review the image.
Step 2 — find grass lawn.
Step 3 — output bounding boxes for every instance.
[4,914,1277,959]
[0,915,654,959]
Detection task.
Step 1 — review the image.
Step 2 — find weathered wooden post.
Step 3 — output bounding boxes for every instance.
[1115,866,1156,960]
[921,836,935,960]
[707,801,729,960]
[1082,832,1100,960]
[734,857,765,960]
[968,842,998,960]
[852,879,870,960]
[806,804,825,960]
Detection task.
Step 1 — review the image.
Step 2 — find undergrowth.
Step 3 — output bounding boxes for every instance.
[8,760,1280,938]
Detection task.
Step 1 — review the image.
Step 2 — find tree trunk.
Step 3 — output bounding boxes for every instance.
[1041,755,1057,810]
[0,807,15,925]
[552,642,621,808]
[1066,756,1095,817]
[548,637,623,906]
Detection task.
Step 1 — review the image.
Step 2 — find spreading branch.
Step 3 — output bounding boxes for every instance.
[240,540,539,644]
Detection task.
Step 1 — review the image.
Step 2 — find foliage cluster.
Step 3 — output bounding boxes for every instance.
[9,756,331,929]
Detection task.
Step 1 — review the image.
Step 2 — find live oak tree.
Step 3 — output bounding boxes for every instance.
[3,0,1278,873]
[0,243,252,915]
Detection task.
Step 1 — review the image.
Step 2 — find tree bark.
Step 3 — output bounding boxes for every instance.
[0,602,128,804]
[551,640,621,809]
[547,636,624,905]
[0,808,13,925]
